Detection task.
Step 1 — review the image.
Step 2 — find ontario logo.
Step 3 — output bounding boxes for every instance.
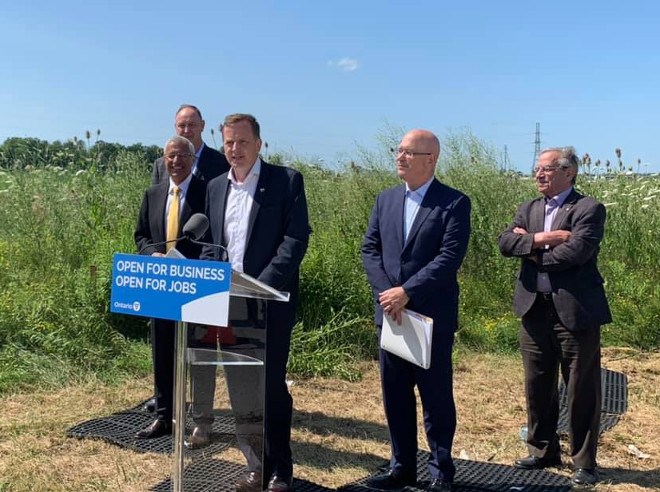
[113,301,141,312]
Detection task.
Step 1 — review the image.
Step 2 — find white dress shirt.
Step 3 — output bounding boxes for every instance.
[165,173,193,227]
[223,159,261,272]
[404,177,433,242]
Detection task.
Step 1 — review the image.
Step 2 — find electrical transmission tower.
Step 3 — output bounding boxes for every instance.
[503,145,510,171]
[531,122,541,172]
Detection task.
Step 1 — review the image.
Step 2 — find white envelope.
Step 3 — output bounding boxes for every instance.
[380,309,433,369]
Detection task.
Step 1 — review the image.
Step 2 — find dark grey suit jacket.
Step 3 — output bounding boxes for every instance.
[135,176,207,258]
[200,161,310,326]
[151,143,230,185]
[498,188,612,331]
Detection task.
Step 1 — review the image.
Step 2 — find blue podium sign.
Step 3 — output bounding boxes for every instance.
[110,253,232,326]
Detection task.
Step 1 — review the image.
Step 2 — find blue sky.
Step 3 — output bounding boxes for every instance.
[2,1,659,172]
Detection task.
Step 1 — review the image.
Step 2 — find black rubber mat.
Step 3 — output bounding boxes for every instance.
[341,452,571,492]
[558,368,628,415]
[66,400,236,456]
[557,407,621,435]
[69,405,572,491]
[150,453,571,492]
[152,458,335,492]
[556,368,627,435]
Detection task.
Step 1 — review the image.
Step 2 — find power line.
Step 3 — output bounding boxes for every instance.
[531,122,541,172]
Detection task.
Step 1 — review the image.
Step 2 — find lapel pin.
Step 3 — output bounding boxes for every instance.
[260,188,266,193]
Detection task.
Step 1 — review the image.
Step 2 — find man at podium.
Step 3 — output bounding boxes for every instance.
[197,113,310,492]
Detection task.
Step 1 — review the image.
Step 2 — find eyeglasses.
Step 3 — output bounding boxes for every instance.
[165,152,194,160]
[533,165,562,174]
[390,147,433,159]
[175,123,200,130]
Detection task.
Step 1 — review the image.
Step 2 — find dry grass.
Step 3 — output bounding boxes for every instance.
[0,348,658,491]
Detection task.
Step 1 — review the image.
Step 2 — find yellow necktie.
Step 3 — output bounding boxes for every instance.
[166,186,180,252]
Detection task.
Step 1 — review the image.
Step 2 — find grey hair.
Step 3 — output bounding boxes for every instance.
[539,146,580,171]
[539,146,579,183]
[164,135,195,154]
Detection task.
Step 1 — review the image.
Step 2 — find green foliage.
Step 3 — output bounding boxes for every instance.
[0,135,161,171]
[288,312,376,382]
[0,134,658,395]
[0,152,151,394]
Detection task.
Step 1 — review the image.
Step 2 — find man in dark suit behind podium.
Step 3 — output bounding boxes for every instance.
[199,113,310,492]
[498,146,611,486]
[362,129,471,492]
[151,104,229,185]
[134,135,207,438]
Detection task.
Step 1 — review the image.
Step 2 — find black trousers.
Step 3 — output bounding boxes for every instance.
[379,329,456,482]
[151,318,176,421]
[520,293,601,469]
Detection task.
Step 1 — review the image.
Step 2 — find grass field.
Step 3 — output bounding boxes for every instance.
[0,348,658,491]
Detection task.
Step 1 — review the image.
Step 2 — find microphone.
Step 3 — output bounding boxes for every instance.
[181,214,228,262]
[137,214,209,255]
[182,213,209,240]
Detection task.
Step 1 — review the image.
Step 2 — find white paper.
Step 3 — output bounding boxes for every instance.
[380,309,433,369]
[165,247,186,259]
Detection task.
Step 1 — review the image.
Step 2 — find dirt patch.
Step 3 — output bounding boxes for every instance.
[0,348,658,491]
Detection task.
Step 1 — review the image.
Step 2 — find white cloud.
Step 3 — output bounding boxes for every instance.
[328,57,360,72]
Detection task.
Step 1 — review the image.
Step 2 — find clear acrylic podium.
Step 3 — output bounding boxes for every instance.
[171,271,289,491]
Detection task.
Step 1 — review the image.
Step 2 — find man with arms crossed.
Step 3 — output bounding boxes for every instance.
[134,136,207,438]
[498,146,611,486]
[199,114,310,492]
[362,129,471,492]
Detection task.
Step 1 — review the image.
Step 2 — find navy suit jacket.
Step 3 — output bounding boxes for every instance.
[151,143,230,185]
[498,188,612,330]
[362,179,471,332]
[134,176,207,259]
[200,161,310,326]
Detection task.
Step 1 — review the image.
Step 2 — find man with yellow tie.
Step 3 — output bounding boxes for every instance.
[134,136,208,438]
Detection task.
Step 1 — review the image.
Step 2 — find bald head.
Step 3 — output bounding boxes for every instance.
[404,129,440,161]
[396,129,440,189]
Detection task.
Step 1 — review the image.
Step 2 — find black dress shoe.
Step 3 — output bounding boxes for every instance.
[572,468,599,486]
[514,455,561,469]
[366,470,416,490]
[134,419,171,439]
[235,471,263,492]
[143,397,156,413]
[267,475,293,492]
[427,479,453,492]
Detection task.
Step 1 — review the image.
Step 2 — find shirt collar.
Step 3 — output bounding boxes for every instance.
[228,157,262,184]
[406,176,434,198]
[195,142,205,160]
[547,186,573,207]
[169,173,192,195]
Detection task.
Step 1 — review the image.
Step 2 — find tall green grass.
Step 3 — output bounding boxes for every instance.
[0,134,658,393]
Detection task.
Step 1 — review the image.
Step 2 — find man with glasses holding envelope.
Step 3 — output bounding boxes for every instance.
[362,129,471,492]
